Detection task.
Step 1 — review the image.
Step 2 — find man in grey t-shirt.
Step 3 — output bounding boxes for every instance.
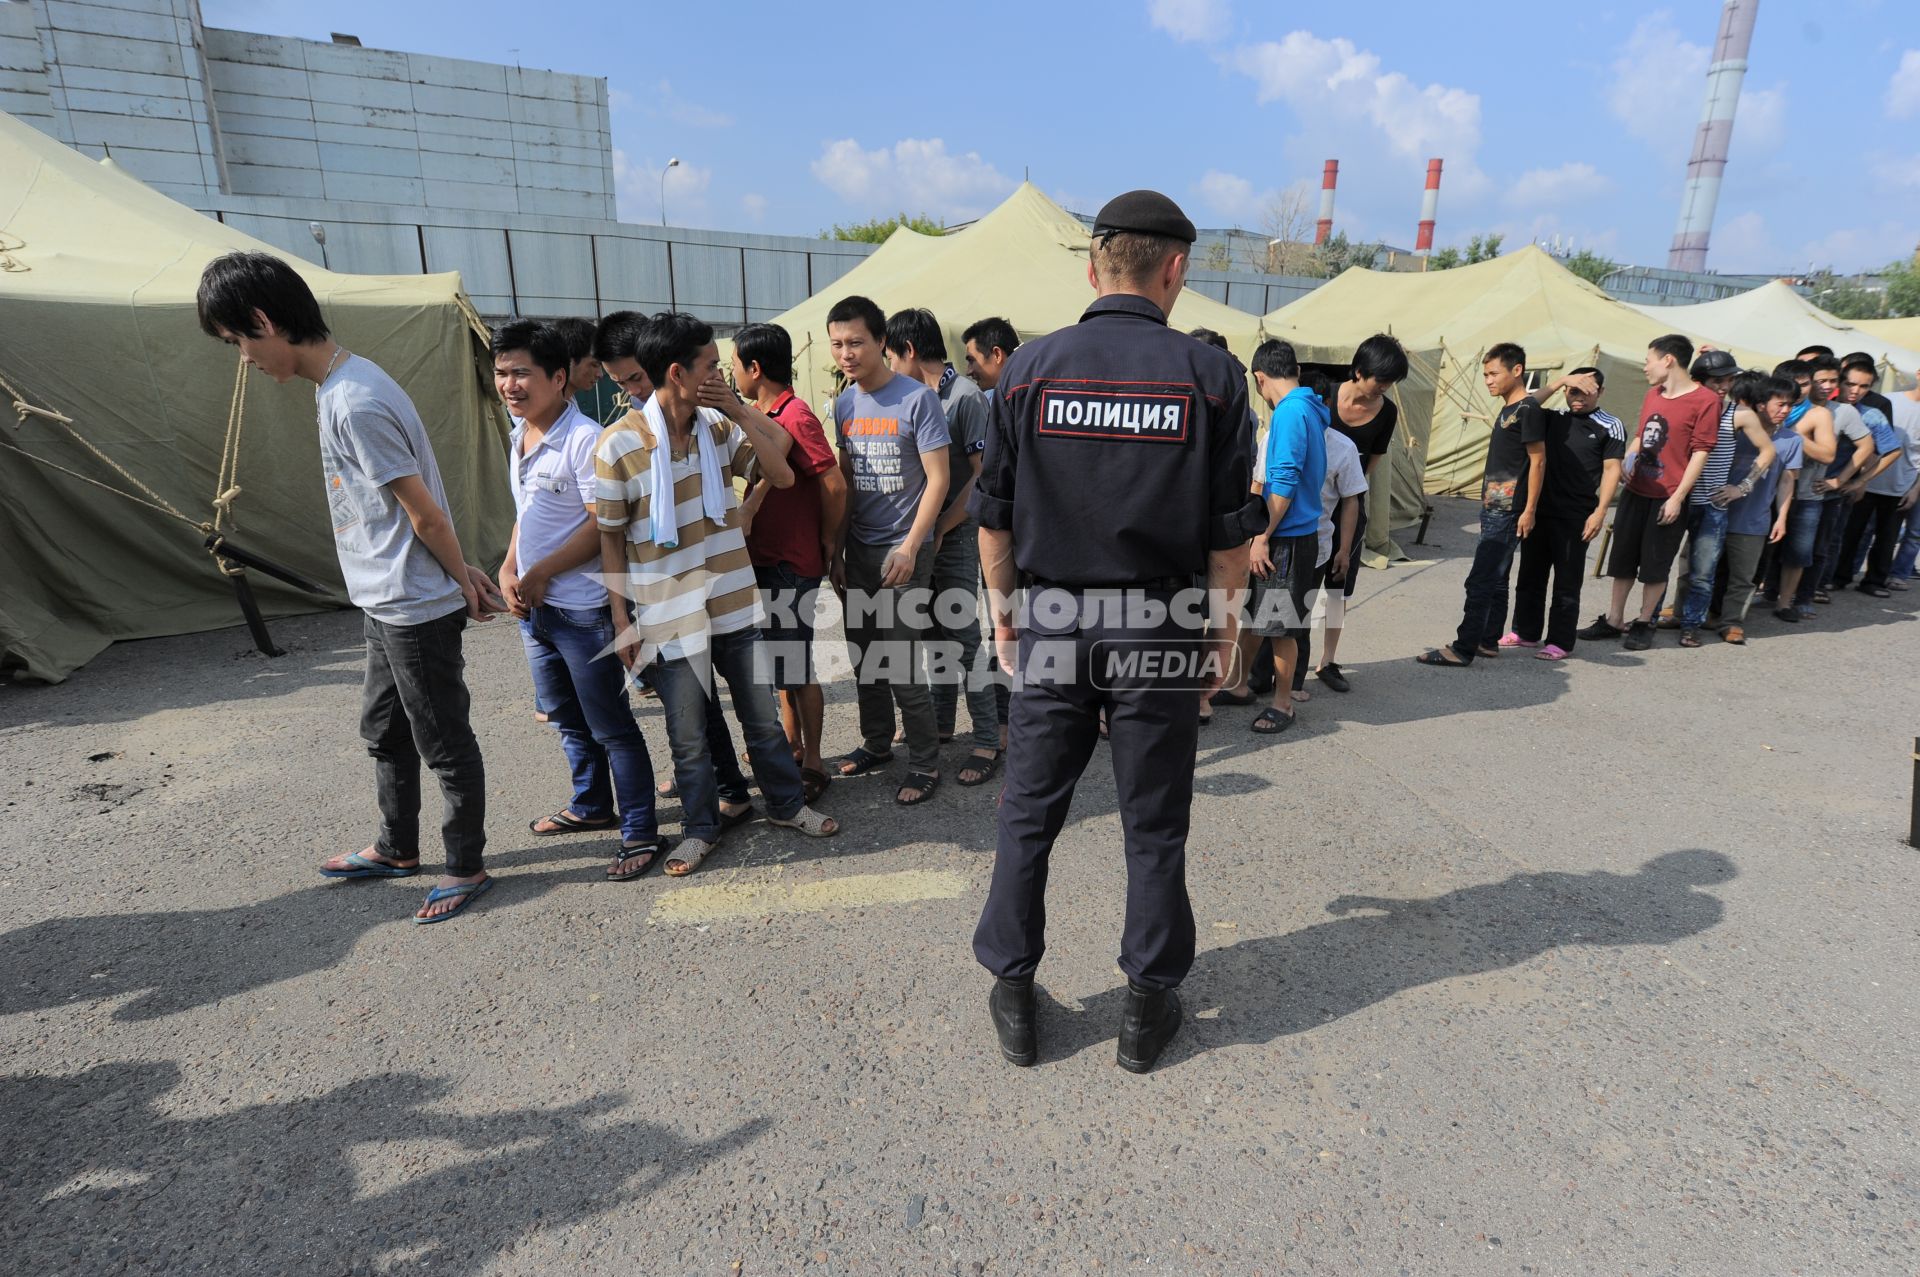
[884,308,1002,784]
[196,251,501,925]
[825,295,951,806]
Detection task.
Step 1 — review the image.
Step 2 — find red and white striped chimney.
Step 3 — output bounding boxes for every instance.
[1415,158,1443,254]
[1668,0,1758,271]
[1314,160,1338,245]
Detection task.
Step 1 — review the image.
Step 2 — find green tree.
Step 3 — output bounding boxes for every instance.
[1314,231,1384,277]
[1560,249,1620,286]
[1806,270,1887,321]
[1881,256,1920,318]
[1199,240,1234,272]
[1427,246,1463,270]
[1464,232,1504,264]
[823,212,944,243]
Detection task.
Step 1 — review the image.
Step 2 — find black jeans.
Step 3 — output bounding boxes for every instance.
[1452,507,1519,661]
[361,609,487,876]
[1511,514,1588,650]
[1835,492,1903,589]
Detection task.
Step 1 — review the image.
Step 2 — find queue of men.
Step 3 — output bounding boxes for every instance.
[194,245,1919,939]
[1419,336,1920,667]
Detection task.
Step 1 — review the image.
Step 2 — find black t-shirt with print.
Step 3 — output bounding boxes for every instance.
[1540,409,1627,518]
[1332,395,1398,465]
[1482,399,1547,511]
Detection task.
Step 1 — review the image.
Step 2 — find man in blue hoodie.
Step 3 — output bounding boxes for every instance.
[1239,339,1326,733]
[1419,342,1545,667]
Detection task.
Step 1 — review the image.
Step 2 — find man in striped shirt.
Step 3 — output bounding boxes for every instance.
[594,312,840,875]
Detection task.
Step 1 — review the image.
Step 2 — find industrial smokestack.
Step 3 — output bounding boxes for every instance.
[1314,160,1338,246]
[1668,0,1758,271]
[1415,158,1442,254]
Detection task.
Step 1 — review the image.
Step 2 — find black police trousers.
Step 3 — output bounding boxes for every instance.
[972,589,1202,991]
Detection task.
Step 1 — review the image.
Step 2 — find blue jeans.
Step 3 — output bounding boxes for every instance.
[649,628,806,842]
[1893,499,1920,580]
[1452,507,1518,661]
[1677,503,1728,628]
[520,605,656,845]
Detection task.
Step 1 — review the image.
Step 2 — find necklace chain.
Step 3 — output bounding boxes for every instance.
[316,344,346,395]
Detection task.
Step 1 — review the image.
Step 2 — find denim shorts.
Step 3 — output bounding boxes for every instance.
[754,561,821,689]
[1777,498,1823,568]
[1249,533,1319,639]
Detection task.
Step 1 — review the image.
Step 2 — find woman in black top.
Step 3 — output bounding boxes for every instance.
[1313,334,1409,692]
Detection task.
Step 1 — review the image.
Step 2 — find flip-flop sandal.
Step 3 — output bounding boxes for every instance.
[896,771,941,806]
[768,805,839,837]
[1416,648,1472,668]
[607,842,662,881]
[528,810,618,836]
[664,837,716,877]
[1534,644,1570,661]
[657,778,678,799]
[321,850,420,879]
[1250,707,1296,734]
[1475,644,1501,658]
[413,876,494,925]
[1210,688,1257,706]
[1197,709,1213,727]
[719,802,756,830]
[956,751,1003,787]
[832,745,895,777]
[800,767,830,804]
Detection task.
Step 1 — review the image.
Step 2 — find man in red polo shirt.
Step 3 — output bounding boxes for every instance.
[735,323,845,801]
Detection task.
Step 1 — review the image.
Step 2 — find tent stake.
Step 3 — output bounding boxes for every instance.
[226,568,284,658]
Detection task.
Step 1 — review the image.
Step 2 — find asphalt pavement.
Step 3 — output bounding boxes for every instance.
[3,497,1916,1276]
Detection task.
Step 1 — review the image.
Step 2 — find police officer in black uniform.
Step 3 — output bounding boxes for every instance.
[969,190,1263,1073]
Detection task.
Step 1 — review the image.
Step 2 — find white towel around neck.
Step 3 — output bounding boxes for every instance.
[642,397,731,550]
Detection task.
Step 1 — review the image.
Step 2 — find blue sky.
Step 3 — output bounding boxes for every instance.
[205,0,1919,274]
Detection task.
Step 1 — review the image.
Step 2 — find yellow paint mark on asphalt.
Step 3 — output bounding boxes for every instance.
[650,868,969,925]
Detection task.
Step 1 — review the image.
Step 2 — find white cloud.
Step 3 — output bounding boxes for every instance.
[1871,153,1920,190]
[656,80,732,129]
[1798,223,1918,273]
[612,149,711,224]
[810,138,1015,221]
[1225,32,1485,195]
[1506,162,1612,208]
[741,192,768,221]
[1148,0,1228,43]
[1197,169,1258,219]
[1709,210,1781,271]
[1887,50,1920,118]
[1608,13,1784,162]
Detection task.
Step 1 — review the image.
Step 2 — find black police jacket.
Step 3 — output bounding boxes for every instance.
[968,293,1266,584]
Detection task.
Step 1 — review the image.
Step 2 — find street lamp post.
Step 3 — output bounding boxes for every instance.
[659,157,680,227]
[308,221,330,271]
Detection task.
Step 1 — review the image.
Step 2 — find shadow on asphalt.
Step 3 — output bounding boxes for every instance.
[1,1062,769,1273]
[1032,849,1735,1067]
[0,846,589,1021]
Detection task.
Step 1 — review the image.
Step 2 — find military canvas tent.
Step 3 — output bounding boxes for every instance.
[1266,246,1773,497]
[0,111,512,682]
[1856,316,1920,365]
[1628,281,1920,382]
[769,183,1266,413]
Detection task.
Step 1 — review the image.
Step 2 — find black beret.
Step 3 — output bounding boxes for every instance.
[1091,190,1197,244]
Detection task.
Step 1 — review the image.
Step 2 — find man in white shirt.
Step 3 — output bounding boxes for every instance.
[1289,423,1368,700]
[494,320,663,880]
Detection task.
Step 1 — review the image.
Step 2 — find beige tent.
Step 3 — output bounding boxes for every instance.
[770,183,1266,410]
[1856,316,1920,361]
[765,185,1439,562]
[0,111,513,682]
[1629,281,1920,382]
[1267,246,1774,496]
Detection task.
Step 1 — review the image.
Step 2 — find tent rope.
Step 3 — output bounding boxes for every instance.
[211,353,247,532]
[0,366,200,527]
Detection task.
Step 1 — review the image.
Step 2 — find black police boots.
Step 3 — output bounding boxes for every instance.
[988,977,1037,1066]
[1116,982,1182,1074]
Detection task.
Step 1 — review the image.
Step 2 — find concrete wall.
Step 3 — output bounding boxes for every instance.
[207,194,875,325]
[202,27,615,220]
[0,0,612,219]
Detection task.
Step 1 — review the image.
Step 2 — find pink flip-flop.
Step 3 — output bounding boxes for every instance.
[1534,644,1569,661]
[1497,631,1539,648]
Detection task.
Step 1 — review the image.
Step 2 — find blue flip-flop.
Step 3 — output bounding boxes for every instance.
[321,851,420,879]
[412,876,494,925]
